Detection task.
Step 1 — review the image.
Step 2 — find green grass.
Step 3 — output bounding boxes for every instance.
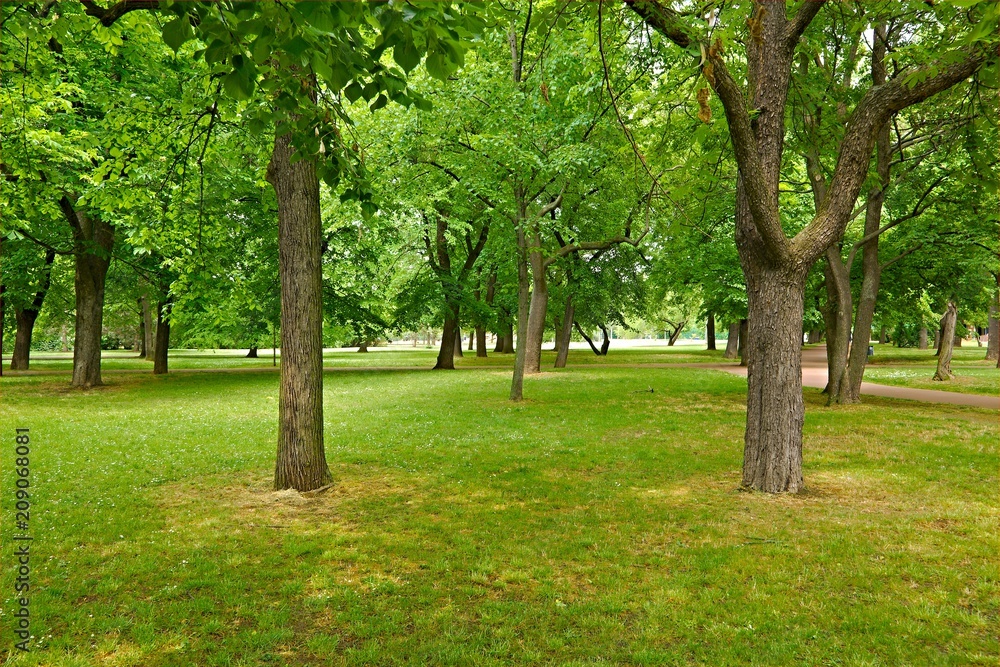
[1,364,997,665]
[861,344,1000,396]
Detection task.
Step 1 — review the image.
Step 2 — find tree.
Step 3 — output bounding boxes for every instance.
[625,0,995,492]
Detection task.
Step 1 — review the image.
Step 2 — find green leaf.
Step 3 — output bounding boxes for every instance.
[369,94,389,112]
[162,17,193,52]
[223,70,254,100]
[345,82,363,103]
[393,38,421,73]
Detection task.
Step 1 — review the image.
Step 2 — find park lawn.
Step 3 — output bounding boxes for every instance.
[859,344,1000,396]
[0,366,996,666]
[7,343,729,374]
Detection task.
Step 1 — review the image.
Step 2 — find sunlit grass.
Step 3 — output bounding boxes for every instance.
[1,363,996,665]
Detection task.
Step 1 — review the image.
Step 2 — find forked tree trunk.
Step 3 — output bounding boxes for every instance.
[266,126,330,492]
[723,322,739,359]
[142,295,155,361]
[554,295,574,368]
[933,301,957,381]
[741,268,807,493]
[153,299,170,375]
[476,326,487,358]
[61,198,114,389]
[918,326,928,350]
[667,322,685,346]
[706,312,716,350]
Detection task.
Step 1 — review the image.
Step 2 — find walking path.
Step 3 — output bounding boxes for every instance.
[714,345,998,410]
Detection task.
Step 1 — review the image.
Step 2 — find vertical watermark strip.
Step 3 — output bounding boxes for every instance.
[13,428,31,651]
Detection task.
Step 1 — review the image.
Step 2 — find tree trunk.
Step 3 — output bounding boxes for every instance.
[11,309,39,372]
[706,312,716,350]
[502,319,514,354]
[137,302,146,357]
[142,295,155,361]
[61,198,114,389]
[823,249,852,401]
[918,327,928,350]
[806,329,823,344]
[598,324,611,356]
[738,319,749,367]
[523,224,548,374]
[476,326,487,358]
[878,325,888,344]
[723,322,739,359]
[987,290,999,361]
[435,307,459,370]
[740,268,806,493]
[10,249,56,371]
[467,329,474,351]
[153,299,170,375]
[266,126,330,492]
[667,322,685,346]
[953,331,963,347]
[554,295,574,368]
[933,301,957,381]
[453,327,464,358]
[247,346,259,358]
[357,341,369,353]
[575,322,600,355]
[510,223,531,400]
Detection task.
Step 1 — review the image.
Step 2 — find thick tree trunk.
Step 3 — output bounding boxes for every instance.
[247,346,259,358]
[706,312,716,350]
[10,249,55,372]
[740,268,806,493]
[153,299,170,375]
[502,320,514,354]
[142,295,155,361]
[806,329,823,344]
[987,292,999,361]
[933,301,957,381]
[435,308,459,370]
[11,309,38,372]
[523,226,548,374]
[918,327,928,350]
[554,295,574,368]
[878,325,888,344]
[61,199,114,389]
[474,326,486,358]
[723,322,739,359]
[667,322,685,346]
[453,327,464,358]
[267,127,330,492]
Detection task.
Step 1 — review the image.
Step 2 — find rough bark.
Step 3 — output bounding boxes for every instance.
[933,301,957,381]
[741,269,806,492]
[723,322,739,359]
[738,319,749,368]
[706,312,716,350]
[61,197,114,388]
[10,249,55,371]
[153,299,170,375]
[554,295,574,368]
[266,126,330,492]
